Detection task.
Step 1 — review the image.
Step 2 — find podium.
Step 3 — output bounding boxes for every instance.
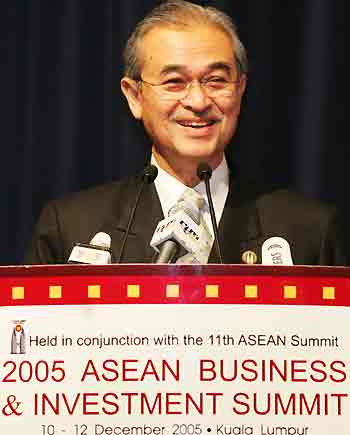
[1,264,350,434]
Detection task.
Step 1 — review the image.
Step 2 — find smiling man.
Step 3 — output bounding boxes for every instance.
[121,20,246,186]
[25,0,347,265]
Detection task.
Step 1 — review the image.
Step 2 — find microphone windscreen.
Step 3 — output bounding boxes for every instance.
[142,165,158,184]
[261,237,294,266]
[89,232,111,249]
[197,162,213,180]
[168,201,200,225]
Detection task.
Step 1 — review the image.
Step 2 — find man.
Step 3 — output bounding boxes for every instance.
[24,0,347,265]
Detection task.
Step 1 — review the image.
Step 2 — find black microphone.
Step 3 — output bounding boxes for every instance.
[197,162,223,264]
[117,164,158,263]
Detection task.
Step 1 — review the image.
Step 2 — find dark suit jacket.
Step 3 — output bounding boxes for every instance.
[24,173,347,265]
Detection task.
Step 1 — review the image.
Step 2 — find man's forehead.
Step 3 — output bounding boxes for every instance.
[141,24,234,50]
[139,25,236,74]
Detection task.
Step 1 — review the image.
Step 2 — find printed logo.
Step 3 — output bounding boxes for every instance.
[180,220,200,240]
[11,321,26,355]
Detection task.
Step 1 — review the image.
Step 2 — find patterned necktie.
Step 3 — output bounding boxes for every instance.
[175,189,213,264]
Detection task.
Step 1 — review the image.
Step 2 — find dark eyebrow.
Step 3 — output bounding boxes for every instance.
[206,62,233,74]
[159,61,234,76]
[159,65,186,76]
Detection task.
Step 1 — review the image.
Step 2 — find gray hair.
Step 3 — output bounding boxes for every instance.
[123,0,248,80]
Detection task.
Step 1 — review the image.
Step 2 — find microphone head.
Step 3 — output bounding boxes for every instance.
[168,200,201,225]
[68,232,112,264]
[261,237,294,266]
[89,232,111,249]
[142,164,158,184]
[197,162,213,181]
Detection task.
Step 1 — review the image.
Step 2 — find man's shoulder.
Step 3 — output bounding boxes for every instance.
[257,188,335,216]
[234,175,336,219]
[27,174,145,263]
[46,175,139,214]
[37,175,143,244]
[255,187,337,234]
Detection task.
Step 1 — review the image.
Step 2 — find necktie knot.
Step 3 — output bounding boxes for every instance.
[181,188,206,210]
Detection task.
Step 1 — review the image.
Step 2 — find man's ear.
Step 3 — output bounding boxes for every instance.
[234,74,247,114]
[120,77,142,119]
[238,74,247,98]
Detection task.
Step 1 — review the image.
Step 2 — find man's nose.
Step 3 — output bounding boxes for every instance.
[180,81,211,112]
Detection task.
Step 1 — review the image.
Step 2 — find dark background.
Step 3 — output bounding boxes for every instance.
[3,1,350,265]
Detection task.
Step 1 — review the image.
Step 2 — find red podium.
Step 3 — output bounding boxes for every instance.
[1,264,350,434]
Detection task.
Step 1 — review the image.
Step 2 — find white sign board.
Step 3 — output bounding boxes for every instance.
[0,303,349,434]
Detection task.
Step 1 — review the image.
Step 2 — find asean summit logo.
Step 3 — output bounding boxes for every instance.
[11,320,26,355]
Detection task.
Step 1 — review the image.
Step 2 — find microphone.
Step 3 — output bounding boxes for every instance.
[261,236,294,265]
[197,162,223,264]
[151,194,212,264]
[117,164,158,263]
[68,232,112,264]
[90,232,111,248]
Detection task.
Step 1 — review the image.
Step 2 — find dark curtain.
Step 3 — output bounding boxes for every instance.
[3,1,350,265]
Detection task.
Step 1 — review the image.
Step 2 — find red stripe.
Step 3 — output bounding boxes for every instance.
[1,265,350,307]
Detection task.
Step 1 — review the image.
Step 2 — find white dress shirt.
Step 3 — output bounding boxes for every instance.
[152,155,230,240]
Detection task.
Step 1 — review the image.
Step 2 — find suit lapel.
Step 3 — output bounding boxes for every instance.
[209,176,263,264]
[131,181,164,262]
[107,176,163,263]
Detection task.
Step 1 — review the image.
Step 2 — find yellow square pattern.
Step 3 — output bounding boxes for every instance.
[245,285,258,298]
[284,285,297,299]
[49,286,62,299]
[323,286,335,300]
[166,284,180,298]
[127,285,140,298]
[12,287,24,300]
[88,285,101,299]
[206,285,219,298]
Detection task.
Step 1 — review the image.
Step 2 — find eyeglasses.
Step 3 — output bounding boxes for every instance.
[139,77,241,100]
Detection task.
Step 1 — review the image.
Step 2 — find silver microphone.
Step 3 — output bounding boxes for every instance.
[151,192,212,264]
[68,232,112,264]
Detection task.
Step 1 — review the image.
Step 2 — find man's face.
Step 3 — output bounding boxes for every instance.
[122,25,246,172]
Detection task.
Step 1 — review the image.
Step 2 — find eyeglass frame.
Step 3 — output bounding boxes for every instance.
[137,75,243,100]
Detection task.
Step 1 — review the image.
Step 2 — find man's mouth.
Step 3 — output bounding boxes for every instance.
[177,120,217,129]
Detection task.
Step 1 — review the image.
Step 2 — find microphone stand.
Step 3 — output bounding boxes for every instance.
[117,165,158,263]
[197,163,223,264]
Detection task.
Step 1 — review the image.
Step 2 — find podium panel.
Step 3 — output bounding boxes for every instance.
[1,264,350,434]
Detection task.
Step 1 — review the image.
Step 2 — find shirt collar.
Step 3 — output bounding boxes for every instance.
[152,155,230,218]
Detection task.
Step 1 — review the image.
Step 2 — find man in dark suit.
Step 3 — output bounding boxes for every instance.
[24,0,347,266]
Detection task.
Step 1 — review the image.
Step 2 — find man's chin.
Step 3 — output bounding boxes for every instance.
[171,149,224,172]
[174,143,223,161]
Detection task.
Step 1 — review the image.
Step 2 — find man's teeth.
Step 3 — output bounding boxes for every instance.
[179,121,215,128]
